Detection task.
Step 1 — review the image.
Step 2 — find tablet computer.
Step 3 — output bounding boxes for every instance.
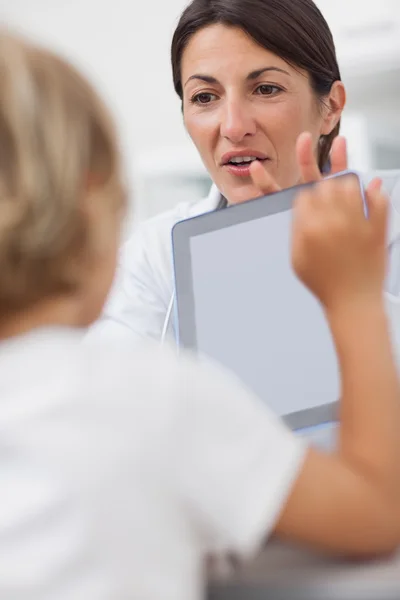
[172,172,364,441]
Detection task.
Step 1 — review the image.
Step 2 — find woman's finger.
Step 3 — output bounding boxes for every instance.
[297,131,321,183]
[249,159,281,196]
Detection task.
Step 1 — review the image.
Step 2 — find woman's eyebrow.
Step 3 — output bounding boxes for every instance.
[184,74,218,88]
[184,66,290,89]
[247,66,291,79]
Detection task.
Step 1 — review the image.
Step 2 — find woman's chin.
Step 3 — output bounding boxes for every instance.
[224,184,267,206]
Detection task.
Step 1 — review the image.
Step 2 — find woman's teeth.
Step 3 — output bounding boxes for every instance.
[229,156,259,165]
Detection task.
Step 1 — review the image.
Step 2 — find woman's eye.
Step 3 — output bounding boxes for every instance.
[191,92,217,105]
[255,84,281,96]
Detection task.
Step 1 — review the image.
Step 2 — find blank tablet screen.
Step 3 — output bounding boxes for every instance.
[187,208,340,426]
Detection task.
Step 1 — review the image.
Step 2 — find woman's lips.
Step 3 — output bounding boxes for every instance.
[223,158,268,177]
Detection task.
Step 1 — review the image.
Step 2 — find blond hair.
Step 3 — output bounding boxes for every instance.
[0,29,125,313]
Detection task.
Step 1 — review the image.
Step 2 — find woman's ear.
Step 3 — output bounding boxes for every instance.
[321,81,346,136]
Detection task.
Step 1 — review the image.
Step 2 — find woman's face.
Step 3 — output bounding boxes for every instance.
[182,24,344,204]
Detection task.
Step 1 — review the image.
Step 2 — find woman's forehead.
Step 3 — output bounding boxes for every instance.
[181,24,301,84]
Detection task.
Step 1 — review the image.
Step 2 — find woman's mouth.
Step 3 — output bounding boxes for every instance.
[223,156,268,177]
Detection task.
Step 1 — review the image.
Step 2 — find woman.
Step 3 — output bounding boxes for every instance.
[88,0,380,343]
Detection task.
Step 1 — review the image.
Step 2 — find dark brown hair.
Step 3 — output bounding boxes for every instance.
[171,0,341,171]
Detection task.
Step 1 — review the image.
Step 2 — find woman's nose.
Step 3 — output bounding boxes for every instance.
[219,100,257,143]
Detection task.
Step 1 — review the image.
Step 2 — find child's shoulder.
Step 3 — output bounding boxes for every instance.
[79,338,192,411]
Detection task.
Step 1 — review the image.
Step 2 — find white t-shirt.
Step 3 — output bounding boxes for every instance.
[0,327,306,600]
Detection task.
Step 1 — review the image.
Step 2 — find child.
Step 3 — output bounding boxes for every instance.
[0,30,399,600]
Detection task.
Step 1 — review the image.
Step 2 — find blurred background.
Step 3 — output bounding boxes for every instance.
[1,0,399,232]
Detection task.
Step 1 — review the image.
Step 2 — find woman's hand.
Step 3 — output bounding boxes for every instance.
[249,131,380,197]
[291,175,388,312]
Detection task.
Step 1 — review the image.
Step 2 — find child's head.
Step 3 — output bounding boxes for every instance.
[0,29,126,332]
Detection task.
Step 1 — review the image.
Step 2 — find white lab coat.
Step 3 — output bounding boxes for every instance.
[89,175,400,355]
